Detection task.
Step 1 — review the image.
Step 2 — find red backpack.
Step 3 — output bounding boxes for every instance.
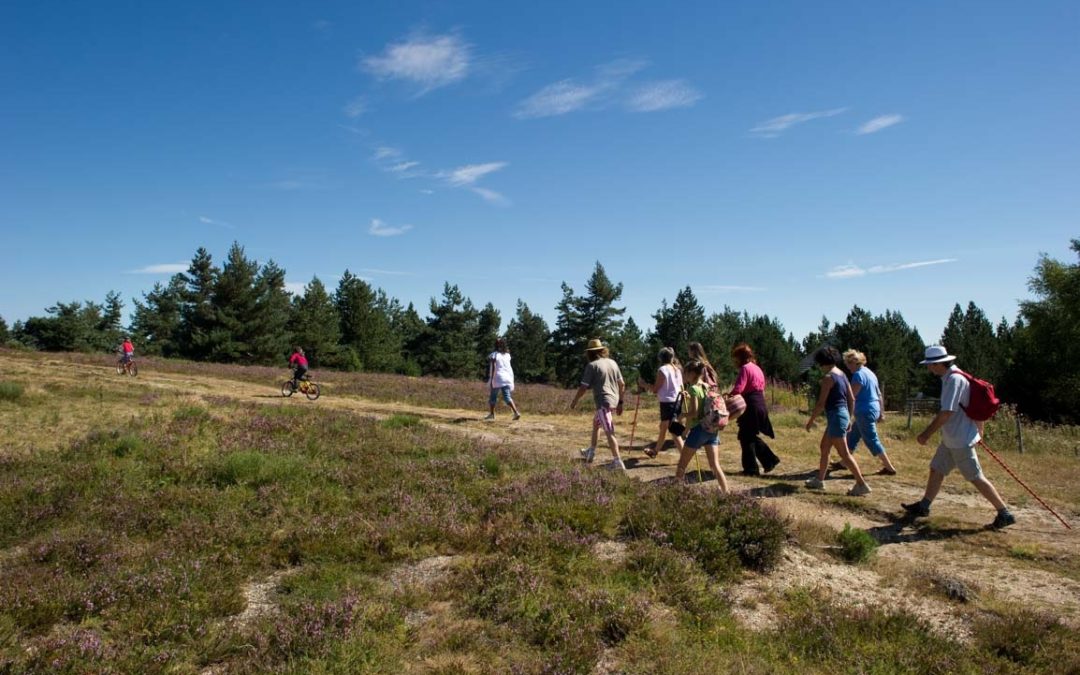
[955,370,1000,421]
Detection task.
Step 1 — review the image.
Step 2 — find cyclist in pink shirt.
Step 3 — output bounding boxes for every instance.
[288,347,309,387]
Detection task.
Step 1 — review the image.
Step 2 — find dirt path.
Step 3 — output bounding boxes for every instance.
[6,353,1080,632]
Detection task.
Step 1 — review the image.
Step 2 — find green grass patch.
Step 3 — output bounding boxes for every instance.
[380,413,423,429]
[0,381,24,402]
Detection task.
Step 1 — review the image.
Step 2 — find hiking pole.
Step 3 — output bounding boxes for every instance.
[979,440,1072,530]
[627,391,642,451]
[694,449,704,483]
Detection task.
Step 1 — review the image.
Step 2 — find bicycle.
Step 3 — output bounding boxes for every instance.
[282,376,320,400]
[116,356,138,377]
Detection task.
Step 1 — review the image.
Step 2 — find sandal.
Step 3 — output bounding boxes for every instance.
[643,446,658,459]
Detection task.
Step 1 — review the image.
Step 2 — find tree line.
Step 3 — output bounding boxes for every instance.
[3,239,1078,423]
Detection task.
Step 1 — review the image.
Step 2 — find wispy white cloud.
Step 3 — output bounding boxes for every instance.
[419,188,434,195]
[626,79,703,112]
[697,285,767,293]
[471,186,509,205]
[387,160,421,176]
[198,215,233,229]
[750,107,848,137]
[825,258,957,279]
[343,96,368,118]
[284,281,307,296]
[856,113,905,135]
[362,33,471,94]
[129,263,188,275]
[373,146,401,160]
[368,218,413,237]
[438,161,507,186]
[514,58,652,119]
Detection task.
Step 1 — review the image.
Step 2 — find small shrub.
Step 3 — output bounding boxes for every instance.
[172,405,210,422]
[111,434,144,458]
[974,609,1080,670]
[836,524,877,564]
[0,381,24,402]
[480,454,501,477]
[208,451,306,488]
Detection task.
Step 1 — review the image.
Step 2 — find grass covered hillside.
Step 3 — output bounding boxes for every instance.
[1,349,1079,673]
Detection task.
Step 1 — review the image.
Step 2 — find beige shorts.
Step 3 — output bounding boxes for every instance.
[930,443,984,481]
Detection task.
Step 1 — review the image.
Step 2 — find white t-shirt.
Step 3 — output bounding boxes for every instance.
[939,366,980,448]
[656,364,683,403]
[489,351,514,389]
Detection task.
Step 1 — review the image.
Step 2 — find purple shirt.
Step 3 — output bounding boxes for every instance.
[729,362,766,396]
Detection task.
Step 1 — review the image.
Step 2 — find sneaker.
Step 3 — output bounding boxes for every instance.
[990,510,1016,529]
[877,467,897,476]
[763,459,780,474]
[604,458,627,472]
[483,413,495,421]
[579,447,596,464]
[901,500,930,518]
[804,477,825,490]
[512,413,521,421]
[847,483,872,497]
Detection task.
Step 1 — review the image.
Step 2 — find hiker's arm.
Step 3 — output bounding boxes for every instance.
[806,376,832,430]
[728,366,747,396]
[570,384,589,410]
[488,358,495,385]
[917,411,953,445]
[877,382,885,421]
[617,379,626,415]
[845,382,855,430]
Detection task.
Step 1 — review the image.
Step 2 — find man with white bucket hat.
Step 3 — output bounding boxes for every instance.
[901,346,1016,529]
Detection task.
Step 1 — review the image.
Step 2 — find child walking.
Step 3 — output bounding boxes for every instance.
[805,347,871,496]
[484,338,521,421]
[674,360,729,493]
[570,339,627,471]
[641,347,685,459]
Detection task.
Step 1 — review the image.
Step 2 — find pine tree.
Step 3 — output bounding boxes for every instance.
[206,242,260,362]
[394,302,426,376]
[249,260,292,364]
[334,271,399,372]
[415,283,480,378]
[131,276,185,356]
[20,300,106,352]
[290,277,340,368]
[505,300,552,383]
[475,302,502,378]
[99,291,125,349]
[940,301,1001,382]
[649,286,706,354]
[550,263,626,385]
[609,316,648,383]
[178,247,219,360]
[0,315,8,343]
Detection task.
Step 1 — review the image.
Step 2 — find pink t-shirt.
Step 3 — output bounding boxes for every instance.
[729,362,765,396]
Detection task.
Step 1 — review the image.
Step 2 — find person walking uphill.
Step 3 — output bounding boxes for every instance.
[805,347,872,496]
[484,338,521,421]
[844,349,897,475]
[902,346,1016,528]
[641,347,685,459]
[571,339,627,472]
[728,343,780,475]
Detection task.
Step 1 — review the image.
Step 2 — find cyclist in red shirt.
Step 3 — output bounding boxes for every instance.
[288,347,309,387]
[119,337,135,364]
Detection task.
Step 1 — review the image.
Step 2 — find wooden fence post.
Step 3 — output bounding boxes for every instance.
[907,400,914,429]
[1015,415,1024,454]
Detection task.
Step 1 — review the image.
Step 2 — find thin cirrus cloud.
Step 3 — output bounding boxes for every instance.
[198,215,233,229]
[750,107,848,137]
[343,96,368,118]
[626,80,703,112]
[825,258,957,279]
[515,59,699,118]
[361,33,471,94]
[437,161,509,204]
[368,218,413,237]
[129,263,188,275]
[856,113,905,135]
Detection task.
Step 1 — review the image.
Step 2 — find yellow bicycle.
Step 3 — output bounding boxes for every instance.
[281,376,320,401]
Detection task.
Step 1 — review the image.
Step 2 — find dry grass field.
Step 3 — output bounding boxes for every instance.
[1,348,1079,673]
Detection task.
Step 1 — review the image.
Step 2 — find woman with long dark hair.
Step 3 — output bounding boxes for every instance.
[728,343,780,475]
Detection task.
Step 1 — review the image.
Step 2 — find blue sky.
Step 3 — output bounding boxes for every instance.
[3,1,1077,343]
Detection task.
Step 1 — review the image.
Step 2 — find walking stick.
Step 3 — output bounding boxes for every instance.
[694,450,704,483]
[628,391,641,451]
[979,440,1072,530]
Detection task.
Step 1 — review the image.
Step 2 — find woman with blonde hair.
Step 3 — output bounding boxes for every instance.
[641,346,685,459]
[687,341,719,387]
[843,349,897,475]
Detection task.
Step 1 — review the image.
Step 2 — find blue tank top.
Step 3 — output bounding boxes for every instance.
[825,371,850,410]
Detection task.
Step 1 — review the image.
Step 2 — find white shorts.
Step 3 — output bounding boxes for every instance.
[930,443,984,481]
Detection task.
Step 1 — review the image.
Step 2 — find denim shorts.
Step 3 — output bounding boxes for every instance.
[684,423,719,449]
[825,407,850,439]
[489,385,513,406]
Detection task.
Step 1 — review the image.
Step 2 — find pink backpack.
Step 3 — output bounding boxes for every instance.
[699,386,730,433]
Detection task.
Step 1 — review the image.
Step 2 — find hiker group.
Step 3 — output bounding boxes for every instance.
[484,337,1017,529]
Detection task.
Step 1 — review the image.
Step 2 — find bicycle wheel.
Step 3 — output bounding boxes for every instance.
[304,383,320,401]
[281,380,295,397]
[116,362,124,375]
[129,362,138,377]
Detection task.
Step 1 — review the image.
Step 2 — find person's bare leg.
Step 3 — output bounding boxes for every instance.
[971,476,1007,511]
[817,432,831,481]
[705,445,728,493]
[654,420,670,453]
[604,427,622,462]
[835,438,868,486]
[675,445,695,481]
[590,423,600,453]
[923,468,946,502]
[879,452,897,473]
[508,399,521,416]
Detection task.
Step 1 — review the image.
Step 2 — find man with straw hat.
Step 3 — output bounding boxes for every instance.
[901,346,1016,528]
[570,338,627,471]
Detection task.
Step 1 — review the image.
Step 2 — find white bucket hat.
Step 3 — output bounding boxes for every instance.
[919,345,957,365]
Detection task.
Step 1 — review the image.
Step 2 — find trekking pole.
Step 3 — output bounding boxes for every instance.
[979,440,1072,530]
[694,450,704,483]
[628,391,641,451]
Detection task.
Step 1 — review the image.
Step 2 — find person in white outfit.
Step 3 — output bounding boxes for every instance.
[485,338,521,421]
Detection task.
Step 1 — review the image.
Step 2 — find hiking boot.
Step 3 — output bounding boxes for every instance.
[990,510,1016,529]
[877,467,897,476]
[763,459,780,474]
[483,413,495,421]
[604,458,627,472]
[512,413,521,421]
[847,483,872,497]
[579,447,596,464]
[804,477,825,490]
[901,501,930,518]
